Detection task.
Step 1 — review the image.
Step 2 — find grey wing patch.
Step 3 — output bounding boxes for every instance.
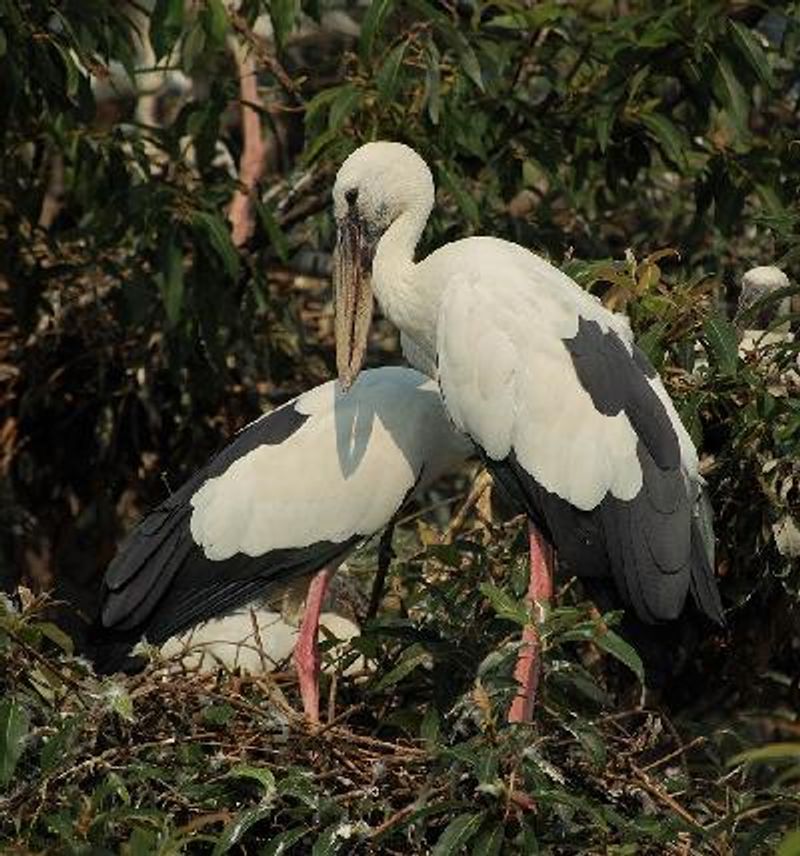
[632,344,658,379]
[492,317,721,624]
[564,318,679,470]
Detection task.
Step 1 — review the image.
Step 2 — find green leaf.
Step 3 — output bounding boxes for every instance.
[479,583,529,626]
[594,630,644,683]
[52,42,81,99]
[202,0,229,48]
[375,42,406,102]
[37,621,74,654]
[255,198,290,263]
[359,0,395,61]
[212,803,274,855]
[276,770,318,807]
[713,54,749,138]
[432,811,486,856]
[424,39,441,125]
[0,699,29,788]
[40,716,81,775]
[261,825,311,856]
[420,705,440,745]
[157,237,184,327]
[328,84,361,131]
[777,829,800,856]
[225,764,276,798]
[471,821,504,856]
[312,822,347,856]
[192,211,241,279]
[452,38,484,91]
[729,742,800,766]
[371,643,430,691]
[182,20,207,72]
[269,0,299,52]
[640,113,687,169]
[703,314,739,375]
[150,0,185,61]
[439,166,480,228]
[729,21,774,88]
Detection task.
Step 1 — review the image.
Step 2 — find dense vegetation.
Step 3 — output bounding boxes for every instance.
[1,0,798,852]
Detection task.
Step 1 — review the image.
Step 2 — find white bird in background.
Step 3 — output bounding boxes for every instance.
[735,265,799,559]
[158,601,362,675]
[331,142,724,722]
[735,265,795,355]
[95,366,470,722]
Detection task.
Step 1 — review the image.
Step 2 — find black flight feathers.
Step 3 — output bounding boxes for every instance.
[93,400,358,674]
[488,318,723,626]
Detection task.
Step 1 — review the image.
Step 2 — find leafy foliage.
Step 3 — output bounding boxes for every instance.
[2,556,799,854]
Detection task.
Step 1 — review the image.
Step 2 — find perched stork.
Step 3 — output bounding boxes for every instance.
[331,142,724,721]
[95,366,470,721]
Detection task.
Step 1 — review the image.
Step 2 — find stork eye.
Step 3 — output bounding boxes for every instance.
[345,187,359,207]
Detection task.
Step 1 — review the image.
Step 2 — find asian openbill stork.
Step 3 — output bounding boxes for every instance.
[331,142,725,721]
[95,366,470,721]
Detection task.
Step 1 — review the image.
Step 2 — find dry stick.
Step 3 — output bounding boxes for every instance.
[639,735,707,774]
[440,469,493,544]
[316,703,367,736]
[628,762,705,833]
[228,40,267,247]
[326,671,338,725]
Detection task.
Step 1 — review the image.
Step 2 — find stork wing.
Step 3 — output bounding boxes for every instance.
[436,271,721,623]
[98,373,440,667]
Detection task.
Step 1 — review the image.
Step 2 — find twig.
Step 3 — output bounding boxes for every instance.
[440,469,492,544]
[639,736,707,774]
[628,762,705,832]
[316,703,367,736]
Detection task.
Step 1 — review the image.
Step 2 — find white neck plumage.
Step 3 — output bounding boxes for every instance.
[372,201,436,354]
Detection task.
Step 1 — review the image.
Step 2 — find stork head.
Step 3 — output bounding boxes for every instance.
[736,266,791,330]
[332,142,434,390]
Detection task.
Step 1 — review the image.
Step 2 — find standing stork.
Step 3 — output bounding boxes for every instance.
[331,142,724,721]
[94,366,470,722]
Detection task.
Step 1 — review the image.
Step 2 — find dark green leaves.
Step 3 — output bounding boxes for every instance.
[432,811,486,856]
[729,21,775,89]
[479,582,529,626]
[191,210,241,280]
[156,237,185,326]
[150,0,185,61]
[269,0,300,52]
[0,699,29,788]
[703,314,739,375]
[360,0,395,61]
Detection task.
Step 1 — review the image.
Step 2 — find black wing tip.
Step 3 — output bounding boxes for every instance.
[689,522,725,626]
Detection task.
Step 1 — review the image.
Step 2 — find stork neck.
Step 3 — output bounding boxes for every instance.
[372,205,432,346]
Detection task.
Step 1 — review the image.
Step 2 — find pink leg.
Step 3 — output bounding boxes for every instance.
[293,566,336,722]
[508,522,554,723]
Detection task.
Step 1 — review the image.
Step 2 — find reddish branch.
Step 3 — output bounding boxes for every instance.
[228,44,267,247]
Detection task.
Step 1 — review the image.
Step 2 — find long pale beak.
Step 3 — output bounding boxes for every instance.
[334,214,376,391]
